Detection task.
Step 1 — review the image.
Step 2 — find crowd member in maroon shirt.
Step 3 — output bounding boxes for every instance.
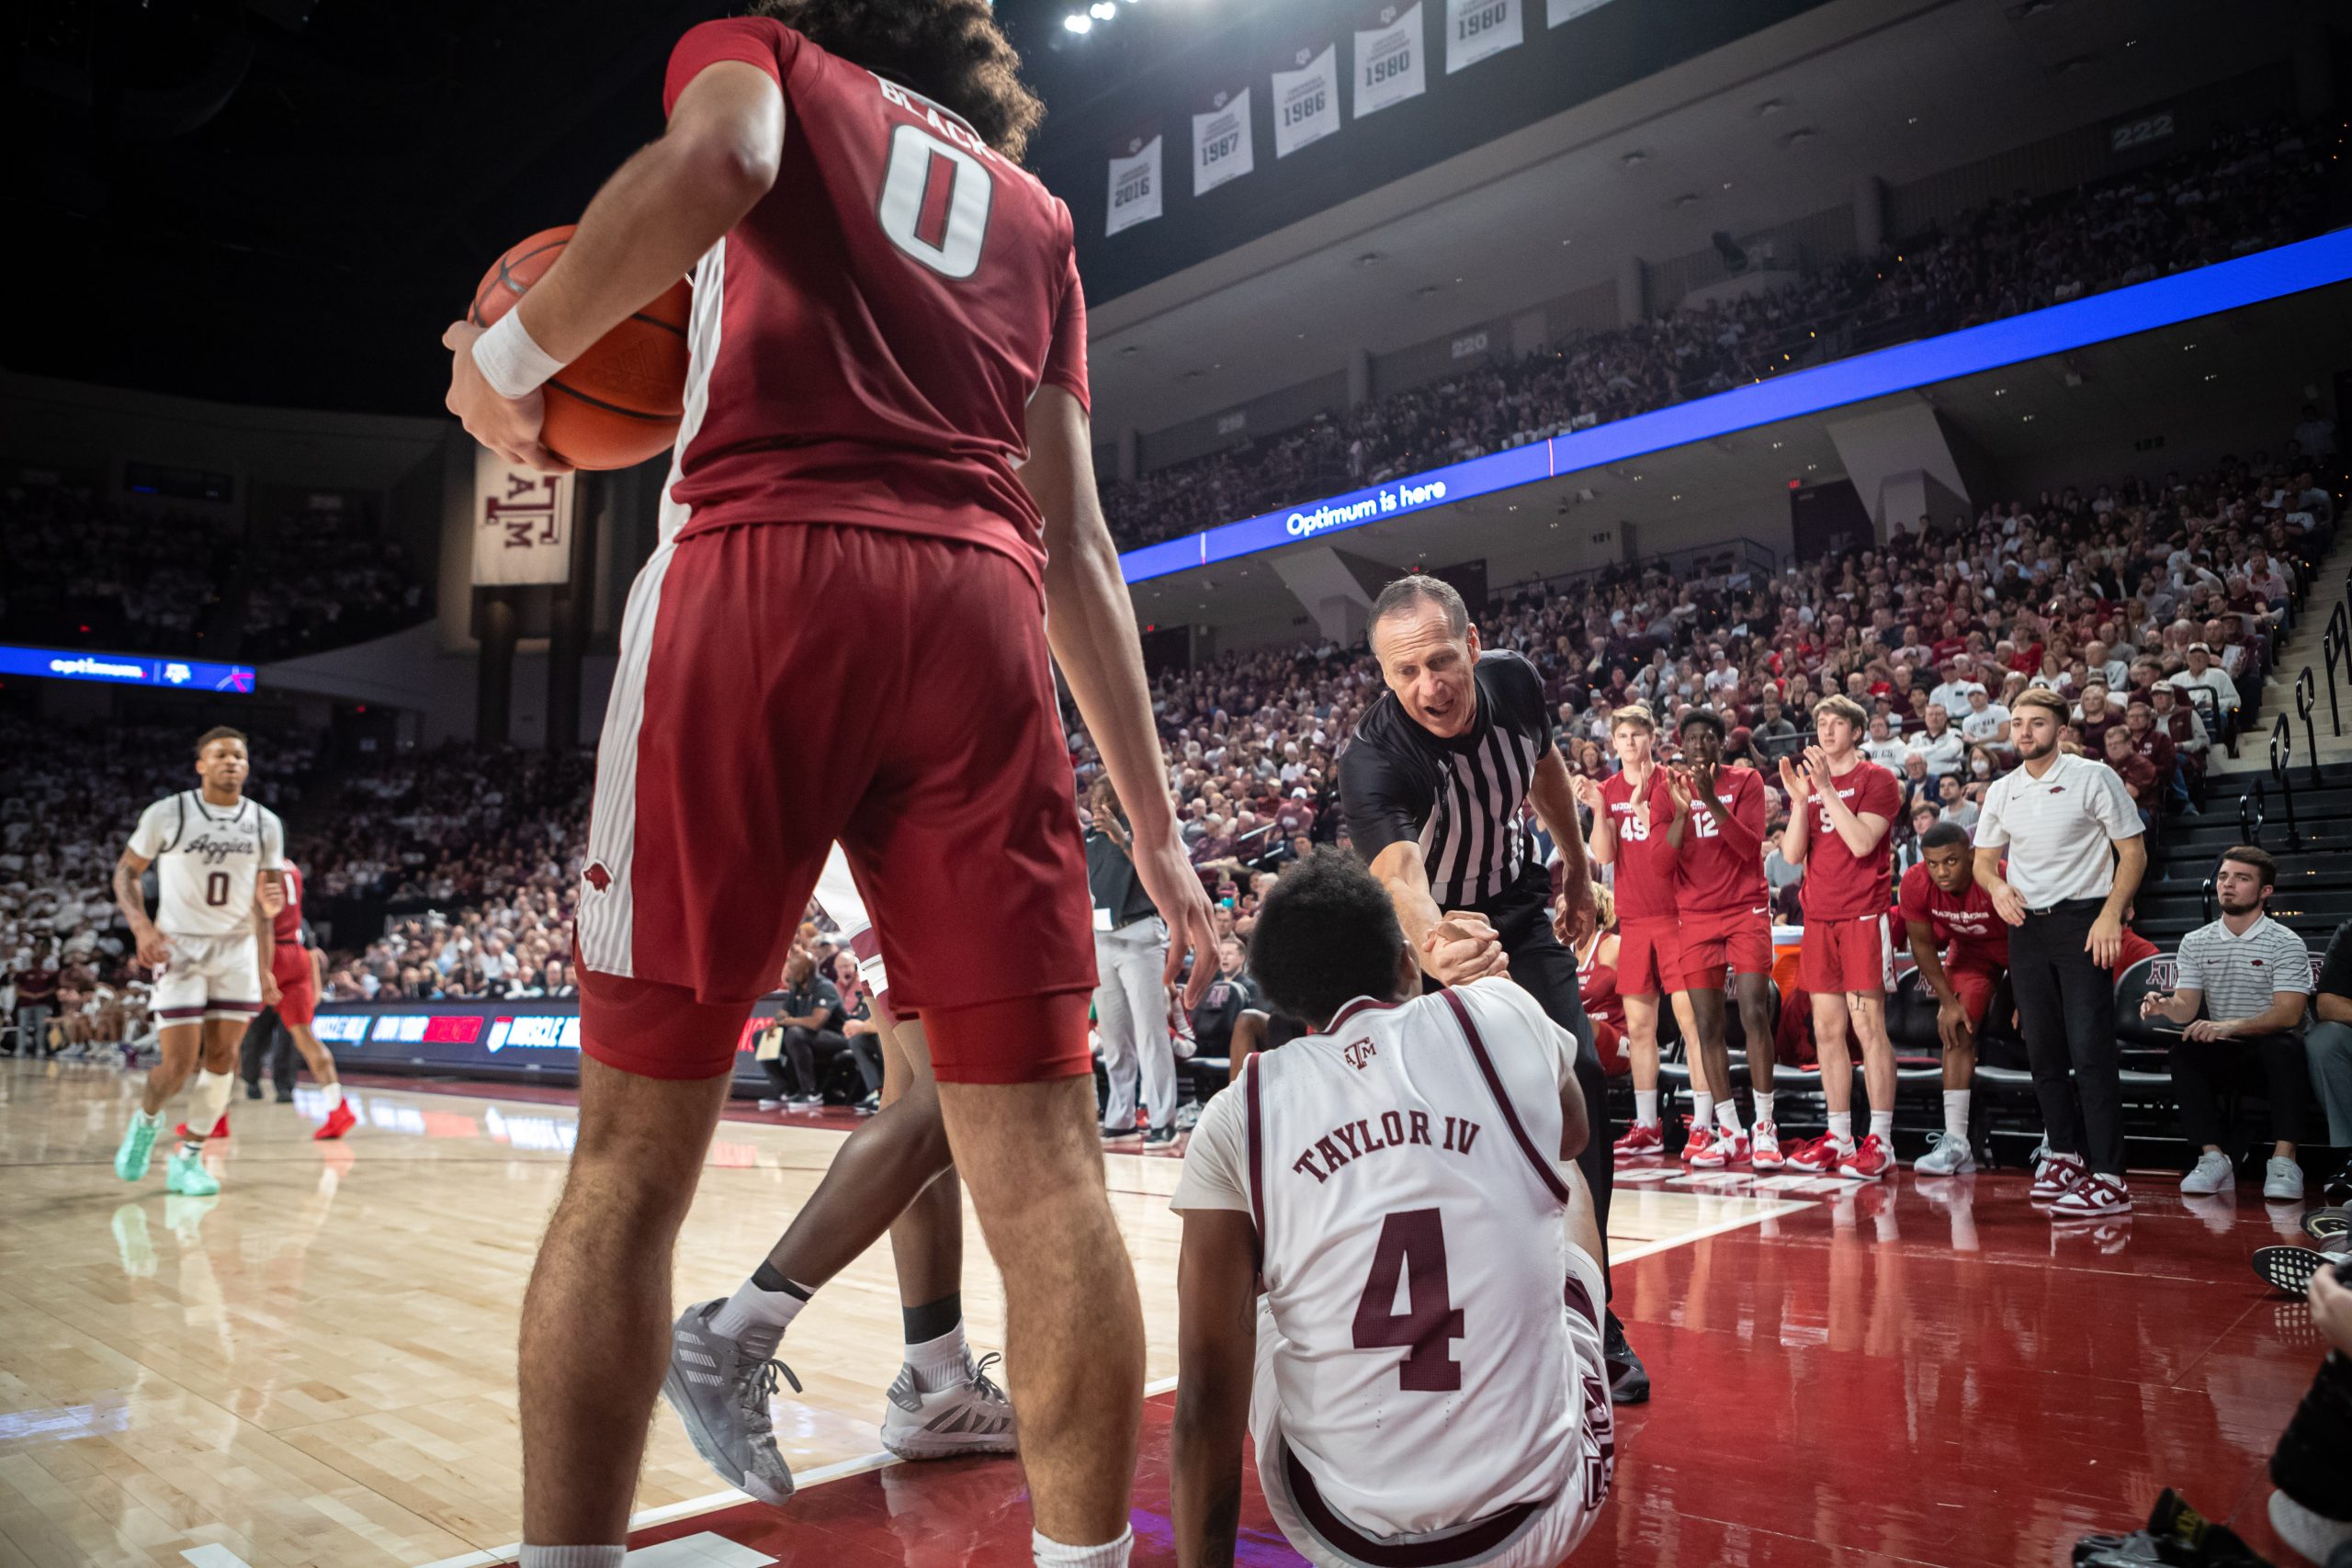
[2102,727,2164,828]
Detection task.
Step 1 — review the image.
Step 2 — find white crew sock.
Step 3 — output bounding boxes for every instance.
[184,1070,233,1146]
[1751,1090,1776,1128]
[1692,1090,1715,1130]
[1942,1089,1971,1141]
[132,1106,160,1130]
[708,1273,812,1359]
[1035,1527,1133,1568]
[1869,1110,1895,1145]
[1827,1111,1853,1146]
[906,1322,973,1393]
[322,1082,344,1111]
[518,1549,623,1568]
[1716,1100,1745,1136]
[1633,1089,1658,1129]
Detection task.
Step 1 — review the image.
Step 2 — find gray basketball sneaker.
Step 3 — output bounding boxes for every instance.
[880,1351,1017,1460]
[1913,1132,1977,1177]
[662,1300,802,1506]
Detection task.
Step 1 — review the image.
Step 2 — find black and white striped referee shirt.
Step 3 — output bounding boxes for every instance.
[1339,649,1551,909]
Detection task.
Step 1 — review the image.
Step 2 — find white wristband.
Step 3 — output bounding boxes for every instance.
[473,310,566,400]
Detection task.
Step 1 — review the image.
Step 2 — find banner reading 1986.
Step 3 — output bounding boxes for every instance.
[1271,45,1341,159]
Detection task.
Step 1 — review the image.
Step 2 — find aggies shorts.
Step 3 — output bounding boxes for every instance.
[271,943,317,1028]
[1675,905,1775,988]
[1800,915,1893,996]
[1614,918,1684,998]
[574,524,1097,1086]
[152,932,265,1028]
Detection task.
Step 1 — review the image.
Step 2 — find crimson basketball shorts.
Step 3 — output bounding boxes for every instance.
[1799,915,1892,997]
[1948,959,2002,1030]
[1589,1018,1626,1077]
[270,944,317,1028]
[575,523,1098,1086]
[1614,918,1684,998]
[1674,906,1774,989]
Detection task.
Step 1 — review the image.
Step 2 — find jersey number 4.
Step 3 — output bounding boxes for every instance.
[878,124,993,279]
[1351,1207,1464,1391]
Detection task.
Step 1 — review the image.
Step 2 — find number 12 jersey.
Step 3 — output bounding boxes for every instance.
[658,18,1091,587]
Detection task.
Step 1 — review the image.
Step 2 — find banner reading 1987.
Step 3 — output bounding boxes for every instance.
[1192,86,1255,196]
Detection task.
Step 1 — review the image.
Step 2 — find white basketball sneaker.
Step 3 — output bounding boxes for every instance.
[880,1352,1017,1460]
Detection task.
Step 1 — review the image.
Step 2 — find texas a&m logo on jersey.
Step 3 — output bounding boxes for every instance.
[1343,1036,1378,1070]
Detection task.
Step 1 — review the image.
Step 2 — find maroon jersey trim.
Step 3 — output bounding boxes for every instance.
[1442,988,1571,1204]
[1282,1443,1542,1567]
[1244,1053,1266,1267]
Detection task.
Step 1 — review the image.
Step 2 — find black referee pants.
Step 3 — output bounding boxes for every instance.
[240,1009,297,1099]
[1464,864,1612,1289]
[2009,897,2125,1177]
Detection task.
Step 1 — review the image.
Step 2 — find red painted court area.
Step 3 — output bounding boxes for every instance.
[616,1169,2321,1568]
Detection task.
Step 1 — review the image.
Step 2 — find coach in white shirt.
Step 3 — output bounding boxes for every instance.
[2138,844,2313,1202]
[1973,688,2147,1219]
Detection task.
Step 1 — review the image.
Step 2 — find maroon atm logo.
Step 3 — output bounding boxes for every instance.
[1344,1037,1378,1070]
[583,863,612,893]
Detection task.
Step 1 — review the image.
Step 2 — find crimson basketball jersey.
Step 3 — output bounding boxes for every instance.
[272,861,304,951]
[1798,760,1901,920]
[1599,768,1679,921]
[1674,765,1769,914]
[659,19,1089,583]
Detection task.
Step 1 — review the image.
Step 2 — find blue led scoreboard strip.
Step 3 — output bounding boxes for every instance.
[0,642,257,694]
[1117,229,2352,584]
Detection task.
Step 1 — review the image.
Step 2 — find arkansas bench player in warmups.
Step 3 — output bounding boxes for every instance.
[1170,852,1614,1568]
[1896,822,2007,1177]
[439,6,1216,1566]
[1663,708,1781,1168]
[1572,705,1698,1160]
[266,860,356,1141]
[1775,694,1902,1181]
[112,727,284,1200]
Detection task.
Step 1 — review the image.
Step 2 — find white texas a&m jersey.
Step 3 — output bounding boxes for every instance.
[1171,976,1583,1536]
[127,792,286,939]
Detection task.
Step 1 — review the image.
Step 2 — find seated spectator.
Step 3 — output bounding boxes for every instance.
[2075,683,2121,753]
[2305,919,2352,1155]
[2141,846,2314,1202]
[828,952,886,1112]
[1960,688,2011,747]
[2170,643,2240,737]
[2100,727,2162,829]
[1861,715,1907,771]
[1935,774,1978,833]
[763,953,845,1111]
[1906,705,1964,777]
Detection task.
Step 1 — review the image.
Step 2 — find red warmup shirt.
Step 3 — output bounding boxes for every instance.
[272,861,305,952]
[1676,765,1769,914]
[1798,759,1901,921]
[1895,862,2007,970]
[659,19,1090,587]
[1600,767,1680,921]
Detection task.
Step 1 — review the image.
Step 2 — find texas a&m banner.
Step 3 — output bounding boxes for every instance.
[471,445,575,586]
[1192,86,1255,197]
[1270,45,1341,159]
[1105,129,1163,237]
[1352,3,1426,119]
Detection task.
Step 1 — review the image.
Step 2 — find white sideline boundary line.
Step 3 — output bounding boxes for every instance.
[413,1213,1796,1566]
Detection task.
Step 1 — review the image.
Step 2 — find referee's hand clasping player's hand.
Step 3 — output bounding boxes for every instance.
[1423,915,1509,986]
[1134,833,1222,1010]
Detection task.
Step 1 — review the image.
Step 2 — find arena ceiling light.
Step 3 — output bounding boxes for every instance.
[1063,12,1091,30]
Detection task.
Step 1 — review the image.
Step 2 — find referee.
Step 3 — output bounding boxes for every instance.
[1338,574,1647,1403]
[1972,688,2148,1220]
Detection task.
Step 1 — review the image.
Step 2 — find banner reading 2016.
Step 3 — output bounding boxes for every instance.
[1105,132,1162,237]
[1192,87,1255,197]
[1445,0,1521,73]
[1353,3,1425,119]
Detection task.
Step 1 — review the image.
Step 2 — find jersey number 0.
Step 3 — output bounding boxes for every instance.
[878,124,993,279]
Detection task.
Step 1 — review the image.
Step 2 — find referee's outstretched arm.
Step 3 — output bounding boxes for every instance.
[1366,839,1510,985]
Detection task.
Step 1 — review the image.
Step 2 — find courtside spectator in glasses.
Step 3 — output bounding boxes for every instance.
[2142,846,2313,1203]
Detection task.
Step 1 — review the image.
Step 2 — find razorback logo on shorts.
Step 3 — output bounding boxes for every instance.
[582,863,613,893]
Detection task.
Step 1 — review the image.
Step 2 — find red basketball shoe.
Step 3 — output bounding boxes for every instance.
[1749,1121,1786,1169]
[1785,1133,1849,1174]
[174,1115,229,1142]
[315,1101,356,1141]
[1613,1122,1665,1161]
[1838,1134,1894,1181]
[1681,1124,1719,1167]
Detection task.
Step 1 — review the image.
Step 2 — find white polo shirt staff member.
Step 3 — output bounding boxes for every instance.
[1971,688,2147,1221]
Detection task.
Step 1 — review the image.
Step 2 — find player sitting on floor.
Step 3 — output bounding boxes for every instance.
[1169,849,1615,1568]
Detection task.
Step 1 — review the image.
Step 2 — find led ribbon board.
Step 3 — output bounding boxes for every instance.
[1117,229,2352,583]
[0,642,257,693]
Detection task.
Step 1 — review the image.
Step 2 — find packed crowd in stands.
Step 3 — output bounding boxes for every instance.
[0,480,429,661]
[0,718,318,1055]
[1101,118,2328,551]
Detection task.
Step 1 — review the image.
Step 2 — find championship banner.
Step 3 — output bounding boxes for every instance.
[471,445,575,586]
[1270,45,1341,160]
[1192,86,1255,197]
[1352,4,1426,119]
[1547,0,1612,24]
[1445,0,1521,73]
[1105,130,1163,237]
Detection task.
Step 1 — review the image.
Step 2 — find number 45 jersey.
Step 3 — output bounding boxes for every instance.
[1171,976,1606,1539]
[658,18,1090,586]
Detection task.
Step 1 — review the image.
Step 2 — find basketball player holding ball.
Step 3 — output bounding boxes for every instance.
[440,9,1217,1568]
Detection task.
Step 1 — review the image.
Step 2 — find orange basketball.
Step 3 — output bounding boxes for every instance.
[469,226,691,470]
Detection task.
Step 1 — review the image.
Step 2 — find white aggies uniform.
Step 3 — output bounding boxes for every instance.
[126,791,285,1026]
[1170,976,1615,1568]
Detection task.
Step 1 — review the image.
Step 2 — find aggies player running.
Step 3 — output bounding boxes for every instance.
[1169,851,1614,1568]
[439,5,1216,1564]
[1896,822,2008,1177]
[1661,708,1781,1168]
[1570,705,1695,1160]
[1776,694,1903,1180]
[112,727,285,1198]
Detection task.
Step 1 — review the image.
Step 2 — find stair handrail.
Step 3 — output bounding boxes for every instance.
[2297,666,2323,790]
[2200,875,2216,925]
[2325,610,2346,738]
[2239,784,2263,850]
[2270,711,2302,851]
